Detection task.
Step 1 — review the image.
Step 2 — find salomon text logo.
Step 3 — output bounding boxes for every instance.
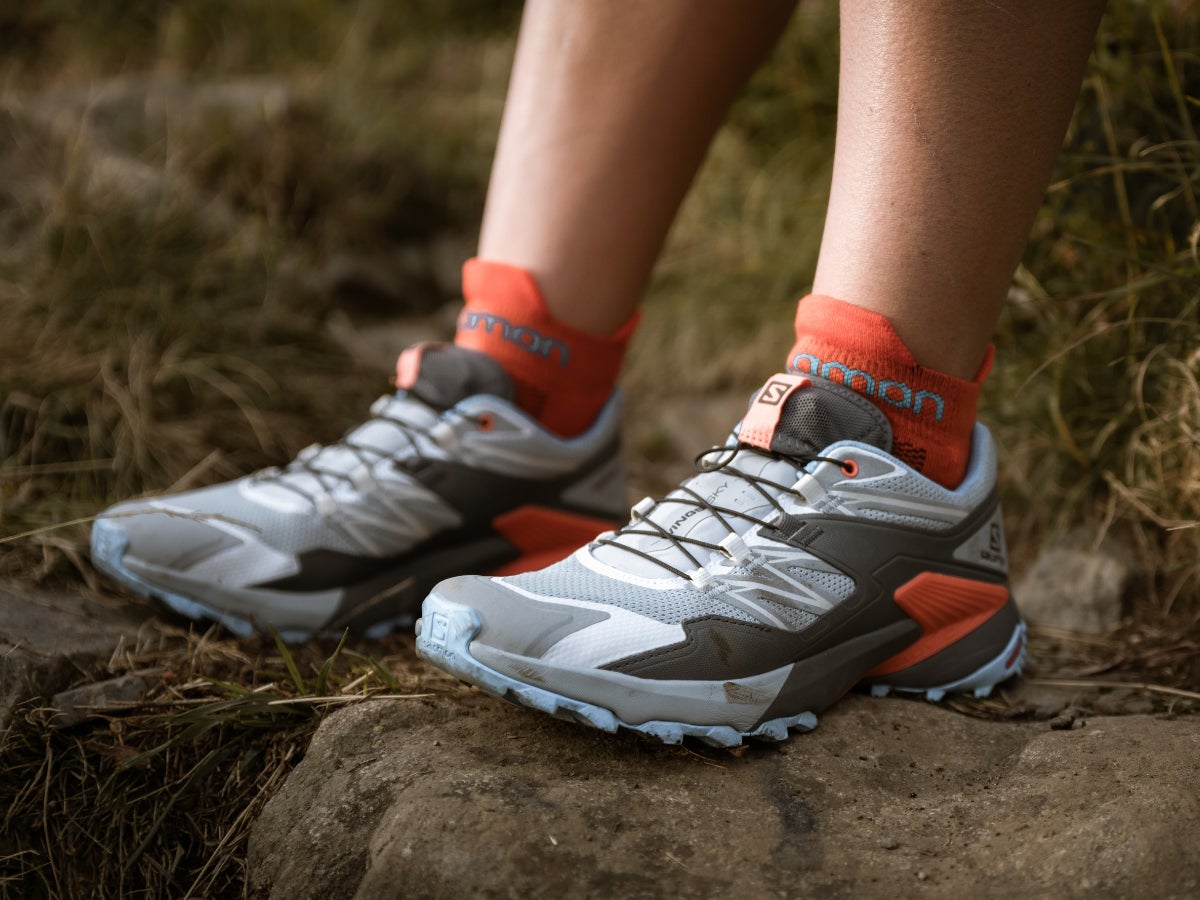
[789,353,945,421]
[459,311,570,367]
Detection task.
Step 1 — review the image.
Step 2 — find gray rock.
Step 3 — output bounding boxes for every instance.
[1013,530,1135,634]
[49,668,165,729]
[248,693,1200,899]
[0,579,149,734]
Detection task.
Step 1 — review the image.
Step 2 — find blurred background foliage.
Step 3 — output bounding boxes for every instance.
[0,0,1197,617]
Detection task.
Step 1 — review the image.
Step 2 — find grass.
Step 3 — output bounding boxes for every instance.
[0,625,453,898]
[989,5,1200,607]
[0,0,1197,896]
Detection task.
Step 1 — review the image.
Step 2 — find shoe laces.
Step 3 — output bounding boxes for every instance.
[252,393,485,511]
[594,441,851,583]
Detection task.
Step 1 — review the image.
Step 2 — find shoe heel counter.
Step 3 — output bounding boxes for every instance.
[952,495,1010,581]
[866,494,1021,691]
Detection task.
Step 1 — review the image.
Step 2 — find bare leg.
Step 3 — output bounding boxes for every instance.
[813,0,1105,378]
[478,0,796,335]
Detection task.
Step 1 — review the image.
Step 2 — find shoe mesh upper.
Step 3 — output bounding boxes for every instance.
[504,557,762,626]
[784,566,856,599]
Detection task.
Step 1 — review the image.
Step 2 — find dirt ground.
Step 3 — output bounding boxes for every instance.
[3,583,1198,899]
[250,662,1200,900]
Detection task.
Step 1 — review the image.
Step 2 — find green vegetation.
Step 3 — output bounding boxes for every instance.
[0,1,1196,896]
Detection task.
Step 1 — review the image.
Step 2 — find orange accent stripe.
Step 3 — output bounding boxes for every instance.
[867,572,1010,676]
[1005,632,1025,668]
[488,505,616,577]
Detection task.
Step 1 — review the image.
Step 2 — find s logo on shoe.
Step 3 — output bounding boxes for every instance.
[740,375,811,450]
[428,612,450,647]
[759,379,794,406]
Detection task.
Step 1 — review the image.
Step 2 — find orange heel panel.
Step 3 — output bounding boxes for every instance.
[488,506,616,576]
[868,572,1010,677]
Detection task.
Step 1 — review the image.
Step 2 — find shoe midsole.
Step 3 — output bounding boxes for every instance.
[470,618,915,731]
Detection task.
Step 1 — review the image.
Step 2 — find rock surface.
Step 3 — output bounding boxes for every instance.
[1013,531,1135,634]
[249,692,1200,900]
[0,579,147,733]
[48,668,165,729]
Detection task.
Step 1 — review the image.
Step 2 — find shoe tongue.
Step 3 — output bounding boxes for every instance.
[399,344,515,410]
[738,373,892,457]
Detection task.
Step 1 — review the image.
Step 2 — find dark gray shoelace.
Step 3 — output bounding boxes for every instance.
[256,399,485,506]
[594,444,851,580]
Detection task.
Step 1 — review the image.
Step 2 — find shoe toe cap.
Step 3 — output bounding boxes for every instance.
[432,575,608,659]
[94,502,242,571]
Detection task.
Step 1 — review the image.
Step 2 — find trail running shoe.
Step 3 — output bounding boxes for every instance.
[417,373,1025,747]
[90,345,626,641]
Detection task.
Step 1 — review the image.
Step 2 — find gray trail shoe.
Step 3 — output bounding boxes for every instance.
[417,372,1025,747]
[91,345,626,641]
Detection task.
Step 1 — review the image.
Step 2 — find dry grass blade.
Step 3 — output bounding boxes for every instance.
[0,628,437,899]
[315,630,350,696]
[271,632,310,695]
[344,649,405,693]
[181,744,296,900]
[1025,678,1200,703]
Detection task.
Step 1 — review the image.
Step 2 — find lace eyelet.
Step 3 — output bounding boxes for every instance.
[841,458,859,478]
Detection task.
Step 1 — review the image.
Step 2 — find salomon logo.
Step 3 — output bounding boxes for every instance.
[789,353,945,421]
[981,521,1006,566]
[428,612,450,646]
[459,311,570,367]
[758,379,793,406]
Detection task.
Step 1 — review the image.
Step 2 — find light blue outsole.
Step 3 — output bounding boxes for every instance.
[415,592,819,749]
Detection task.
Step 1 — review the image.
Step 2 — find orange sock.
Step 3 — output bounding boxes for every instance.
[453,258,638,437]
[787,295,990,488]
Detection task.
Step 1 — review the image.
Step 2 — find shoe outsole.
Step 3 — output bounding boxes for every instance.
[416,592,1027,748]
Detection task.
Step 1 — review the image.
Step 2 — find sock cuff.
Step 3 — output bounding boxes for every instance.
[455,258,638,435]
[788,294,990,486]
